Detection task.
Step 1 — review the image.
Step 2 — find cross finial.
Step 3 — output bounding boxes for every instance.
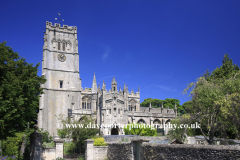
[55,13,64,26]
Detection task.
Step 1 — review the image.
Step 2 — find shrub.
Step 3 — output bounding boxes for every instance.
[78,155,85,160]
[57,128,68,139]
[124,123,158,136]
[1,132,24,158]
[42,141,55,148]
[93,137,107,146]
[63,142,75,155]
[57,115,99,150]
[38,129,53,143]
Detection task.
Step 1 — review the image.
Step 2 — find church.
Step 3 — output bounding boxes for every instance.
[37,21,177,136]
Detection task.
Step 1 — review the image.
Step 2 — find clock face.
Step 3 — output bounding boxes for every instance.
[58,53,66,62]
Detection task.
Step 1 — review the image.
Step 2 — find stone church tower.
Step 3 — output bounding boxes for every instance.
[38,21,81,136]
[38,21,177,136]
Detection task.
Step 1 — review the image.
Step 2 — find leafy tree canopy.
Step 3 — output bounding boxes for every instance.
[181,101,193,114]
[183,54,240,144]
[140,98,184,114]
[207,54,239,81]
[0,42,46,140]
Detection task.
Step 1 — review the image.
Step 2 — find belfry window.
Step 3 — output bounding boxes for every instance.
[63,42,65,51]
[58,42,60,50]
[60,80,63,88]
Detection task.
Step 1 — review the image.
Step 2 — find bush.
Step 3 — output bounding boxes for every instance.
[38,129,53,143]
[57,128,68,139]
[63,142,75,155]
[124,123,157,136]
[42,141,55,148]
[93,137,107,146]
[57,115,99,150]
[1,132,24,159]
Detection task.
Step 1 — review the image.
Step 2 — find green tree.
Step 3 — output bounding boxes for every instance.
[57,115,99,150]
[140,98,164,108]
[1,132,24,158]
[0,42,46,139]
[140,98,184,114]
[167,117,187,142]
[208,54,239,80]
[183,54,240,144]
[182,101,193,114]
[165,98,184,114]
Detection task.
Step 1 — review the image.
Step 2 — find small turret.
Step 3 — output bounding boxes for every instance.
[149,101,152,112]
[92,73,97,93]
[98,83,101,92]
[138,86,140,93]
[111,77,117,92]
[102,80,106,90]
[161,102,164,112]
[174,103,178,117]
[123,83,126,95]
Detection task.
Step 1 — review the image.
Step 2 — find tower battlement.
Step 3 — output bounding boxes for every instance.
[46,21,77,33]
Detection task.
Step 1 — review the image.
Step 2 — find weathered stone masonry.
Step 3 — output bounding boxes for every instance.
[38,21,177,136]
[141,143,240,160]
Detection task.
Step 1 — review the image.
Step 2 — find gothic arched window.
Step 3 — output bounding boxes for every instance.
[129,99,137,112]
[63,42,65,51]
[82,96,91,110]
[58,42,60,50]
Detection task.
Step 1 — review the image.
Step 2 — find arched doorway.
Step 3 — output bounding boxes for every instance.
[137,119,146,124]
[165,119,171,135]
[153,119,161,129]
[111,128,119,135]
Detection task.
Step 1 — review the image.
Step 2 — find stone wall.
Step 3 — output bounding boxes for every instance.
[42,148,56,160]
[103,135,167,143]
[107,142,132,160]
[141,143,240,160]
[93,146,108,160]
[85,139,109,160]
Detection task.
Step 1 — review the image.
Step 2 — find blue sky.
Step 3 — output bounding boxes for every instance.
[1,0,240,105]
